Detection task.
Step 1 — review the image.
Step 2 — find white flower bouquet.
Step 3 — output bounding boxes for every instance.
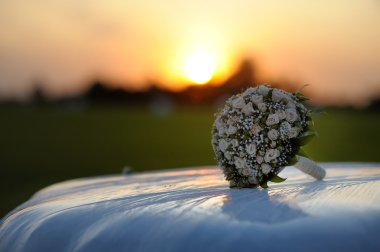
[212,85,324,188]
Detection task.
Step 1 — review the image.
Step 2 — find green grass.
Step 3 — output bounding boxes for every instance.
[305,109,380,161]
[1,105,379,217]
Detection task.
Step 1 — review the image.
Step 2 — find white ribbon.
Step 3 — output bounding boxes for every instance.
[293,156,326,180]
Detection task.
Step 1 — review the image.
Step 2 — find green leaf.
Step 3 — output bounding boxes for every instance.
[307,120,315,131]
[296,132,317,146]
[269,175,287,183]
[295,92,310,101]
[310,107,327,115]
[260,181,268,189]
[287,155,299,166]
[297,148,309,158]
[296,84,310,93]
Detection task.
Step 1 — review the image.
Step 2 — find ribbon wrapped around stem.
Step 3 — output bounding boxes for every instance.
[294,156,326,180]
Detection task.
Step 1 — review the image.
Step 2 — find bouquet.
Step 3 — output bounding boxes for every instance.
[212,85,321,188]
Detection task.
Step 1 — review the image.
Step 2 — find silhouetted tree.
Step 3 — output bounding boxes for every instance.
[221,59,256,92]
[32,86,47,104]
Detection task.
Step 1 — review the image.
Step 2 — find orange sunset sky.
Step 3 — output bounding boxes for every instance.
[0,0,380,105]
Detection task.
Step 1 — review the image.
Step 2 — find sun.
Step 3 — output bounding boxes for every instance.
[184,51,216,84]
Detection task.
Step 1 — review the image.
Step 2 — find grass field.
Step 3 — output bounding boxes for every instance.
[1,104,380,217]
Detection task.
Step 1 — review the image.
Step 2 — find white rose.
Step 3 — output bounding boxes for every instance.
[266,114,280,126]
[276,110,286,120]
[257,85,270,96]
[272,89,284,102]
[288,127,300,138]
[224,151,232,160]
[251,124,262,135]
[272,89,292,103]
[261,163,272,175]
[285,109,298,123]
[234,157,246,169]
[231,96,245,109]
[242,168,251,176]
[218,127,225,135]
[258,103,267,112]
[286,101,296,109]
[248,176,258,184]
[242,102,254,115]
[227,116,237,126]
[227,125,237,135]
[268,129,279,141]
[280,121,291,132]
[246,143,257,155]
[216,119,225,133]
[283,95,293,103]
[218,139,229,152]
[216,118,223,128]
[231,139,239,147]
[256,155,264,164]
[216,120,222,130]
[251,94,263,106]
[264,148,280,163]
[244,87,257,96]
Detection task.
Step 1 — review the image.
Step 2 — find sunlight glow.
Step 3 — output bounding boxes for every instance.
[184,51,216,84]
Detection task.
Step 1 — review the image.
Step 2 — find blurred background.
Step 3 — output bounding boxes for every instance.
[1,0,380,217]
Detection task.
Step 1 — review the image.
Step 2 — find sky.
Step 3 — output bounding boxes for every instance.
[0,0,380,105]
